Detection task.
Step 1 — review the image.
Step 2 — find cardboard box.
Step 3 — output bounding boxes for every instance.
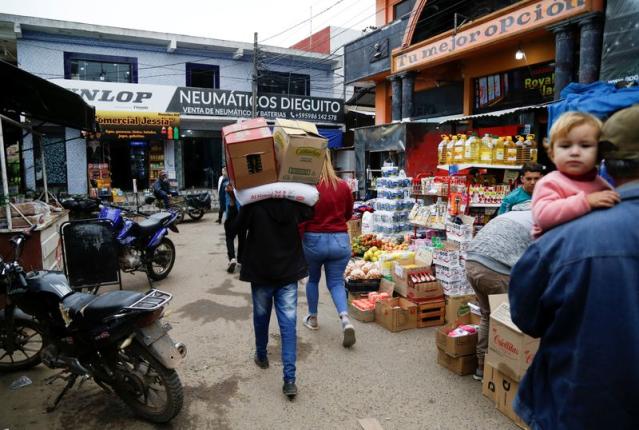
[392,263,442,300]
[222,118,278,190]
[487,294,540,382]
[272,119,327,184]
[482,361,498,402]
[407,282,444,301]
[445,294,477,323]
[437,348,477,376]
[379,277,395,295]
[495,369,529,429]
[347,218,361,241]
[375,298,417,332]
[348,301,375,323]
[435,315,478,357]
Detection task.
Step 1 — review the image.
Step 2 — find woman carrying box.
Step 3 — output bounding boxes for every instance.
[301,152,356,348]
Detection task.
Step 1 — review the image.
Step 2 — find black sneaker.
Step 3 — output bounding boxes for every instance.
[227,258,237,274]
[473,367,484,381]
[282,381,297,399]
[254,354,269,369]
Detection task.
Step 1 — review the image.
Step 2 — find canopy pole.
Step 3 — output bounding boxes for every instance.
[39,134,49,203]
[0,120,12,229]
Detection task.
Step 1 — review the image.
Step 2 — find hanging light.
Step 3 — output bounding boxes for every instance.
[515,46,525,61]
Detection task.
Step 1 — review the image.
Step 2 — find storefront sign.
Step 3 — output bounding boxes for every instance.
[393,0,595,73]
[167,88,344,123]
[51,79,344,124]
[95,111,180,139]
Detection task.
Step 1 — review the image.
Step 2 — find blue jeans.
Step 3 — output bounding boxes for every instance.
[251,283,298,383]
[302,232,351,316]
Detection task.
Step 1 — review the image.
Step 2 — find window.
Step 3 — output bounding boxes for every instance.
[64,52,137,83]
[393,0,416,20]
[186,63,220,89]
[258,70,310,96]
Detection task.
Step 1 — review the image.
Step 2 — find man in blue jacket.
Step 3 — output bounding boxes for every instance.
[509,105,639,429]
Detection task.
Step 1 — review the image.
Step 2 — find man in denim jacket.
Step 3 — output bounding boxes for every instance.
[509,105,639,429]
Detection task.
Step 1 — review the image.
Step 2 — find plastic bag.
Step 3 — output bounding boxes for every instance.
[234,182,319,207]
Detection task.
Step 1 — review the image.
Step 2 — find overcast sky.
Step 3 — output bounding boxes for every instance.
[0,0,376,47]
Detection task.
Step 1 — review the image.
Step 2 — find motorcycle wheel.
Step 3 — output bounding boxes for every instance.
[146,238,176,281]
[112,342,183,423]
[187,208,205,220]
[0,318,45,372]
[171,206,185,224]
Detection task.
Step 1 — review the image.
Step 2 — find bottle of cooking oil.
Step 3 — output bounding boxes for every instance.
[454,134,466,164]
[527,134,538,162]
[464,133,480,163]
[446,135,457,165]
[438,135,449,165]
[493,136,505,165]
[505,136,518,165]
[479,133,493,164]
[516,135,527,164]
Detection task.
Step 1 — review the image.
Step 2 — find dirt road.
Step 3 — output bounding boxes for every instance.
[0,218,515,429]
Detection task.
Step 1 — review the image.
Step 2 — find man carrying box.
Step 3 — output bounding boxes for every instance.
[465,202,533,381]
[509,106,639,429]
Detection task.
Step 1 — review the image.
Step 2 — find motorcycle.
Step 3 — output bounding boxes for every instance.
[145,192,211,223]
[0,227,186,423]
[99,206,179,281]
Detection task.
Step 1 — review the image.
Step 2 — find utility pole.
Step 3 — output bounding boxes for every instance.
[252,32,258,118]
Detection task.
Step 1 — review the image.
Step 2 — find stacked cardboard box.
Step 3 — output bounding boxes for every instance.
[483,294,539,429]
[435,314,478,376]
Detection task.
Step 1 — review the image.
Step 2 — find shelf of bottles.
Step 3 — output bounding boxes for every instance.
[437,133,539,171]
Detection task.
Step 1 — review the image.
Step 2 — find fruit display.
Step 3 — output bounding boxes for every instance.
[380,238,409,252]
[351,234,383,257]
[364,247,382,262]
[344,260,382,281]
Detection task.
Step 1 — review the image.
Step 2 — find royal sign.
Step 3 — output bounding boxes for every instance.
[393,0,596,72]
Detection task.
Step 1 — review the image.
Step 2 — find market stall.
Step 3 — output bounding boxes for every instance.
[0,60,97,269]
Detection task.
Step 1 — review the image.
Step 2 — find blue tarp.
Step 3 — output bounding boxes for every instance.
[548,81,639,133]
[318,128,343,149]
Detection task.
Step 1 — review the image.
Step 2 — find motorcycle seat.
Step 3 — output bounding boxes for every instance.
[136,212,171,235]
[64,291,145,324]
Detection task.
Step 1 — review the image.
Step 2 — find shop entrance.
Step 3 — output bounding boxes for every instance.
[182,136,222,189]
[108,139,149,190]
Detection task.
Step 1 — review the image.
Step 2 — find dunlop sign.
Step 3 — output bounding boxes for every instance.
[393,0,594,72]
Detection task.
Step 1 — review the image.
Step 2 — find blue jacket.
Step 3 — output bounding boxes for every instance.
[498,186,532,215]
[509,182,639,430]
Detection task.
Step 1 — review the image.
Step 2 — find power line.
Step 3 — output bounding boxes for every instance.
[260,0,346,43]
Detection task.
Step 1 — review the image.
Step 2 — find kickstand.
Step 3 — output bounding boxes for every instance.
[46,374,78,413]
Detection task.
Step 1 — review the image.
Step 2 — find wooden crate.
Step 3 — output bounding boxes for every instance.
[416,299,445,328]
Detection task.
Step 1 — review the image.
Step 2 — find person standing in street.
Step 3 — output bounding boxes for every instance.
[233,198,314,399]
[498,162,544,214]
[300,152,356,348]
[217,167,227,224]
[465,202,534,381]
[509,105,639,429]
[223,182,241,273]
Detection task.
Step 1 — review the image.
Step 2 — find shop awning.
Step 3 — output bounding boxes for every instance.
[0,60,96,131]
[414,103,551,125]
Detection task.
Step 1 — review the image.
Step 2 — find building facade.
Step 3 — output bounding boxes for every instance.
[2,14,345,194]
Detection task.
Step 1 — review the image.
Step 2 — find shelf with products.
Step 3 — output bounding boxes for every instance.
[437,163,522,171]
[469,203,501,208]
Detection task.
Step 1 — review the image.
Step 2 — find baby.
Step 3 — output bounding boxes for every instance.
[532,111,620,237]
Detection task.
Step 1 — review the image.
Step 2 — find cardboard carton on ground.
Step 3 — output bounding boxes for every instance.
[347,219,362,241]
[482,361,498,402]
[272,119,327,184]
[435,314,478,357]
[392,263,442,300]
[445,294,477,323]
[495,369,530,429]
[348,300,375,323]
[487,294,540,382]
[374,297,417,332]
[437,347,477,376]
[222,118,278,190]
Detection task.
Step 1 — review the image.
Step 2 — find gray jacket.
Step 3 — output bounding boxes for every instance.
[466,209,533,275]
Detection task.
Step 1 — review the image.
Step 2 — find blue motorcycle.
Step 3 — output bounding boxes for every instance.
[99,207,179,281]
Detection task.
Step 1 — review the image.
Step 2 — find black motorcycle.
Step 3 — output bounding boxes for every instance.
[145,192,211,223]
[0,227,186,423]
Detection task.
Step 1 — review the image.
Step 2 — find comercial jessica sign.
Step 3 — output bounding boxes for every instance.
[393,0,595,73]
[51,79,344,123]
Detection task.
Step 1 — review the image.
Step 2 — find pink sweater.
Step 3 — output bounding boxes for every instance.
[532,170,612,237]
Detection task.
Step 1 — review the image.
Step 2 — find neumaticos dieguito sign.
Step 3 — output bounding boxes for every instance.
[168,88,344,123]
[51,79,344,123]
[393,0,596,73]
